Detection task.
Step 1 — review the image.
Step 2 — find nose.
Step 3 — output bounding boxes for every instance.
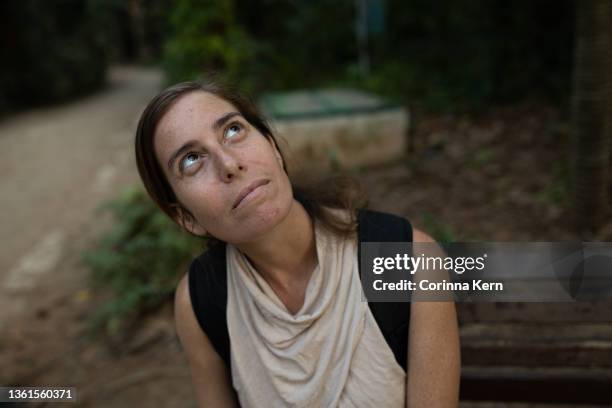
[215,148,244,182]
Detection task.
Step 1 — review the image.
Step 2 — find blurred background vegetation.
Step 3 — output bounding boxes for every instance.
[0,0,112,112]
[82,187,202,337]
[1,0,575,114]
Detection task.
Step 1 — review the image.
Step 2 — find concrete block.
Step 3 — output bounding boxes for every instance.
[259,89,409,174]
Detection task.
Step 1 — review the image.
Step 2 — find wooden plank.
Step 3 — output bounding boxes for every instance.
[460,323,612,367]
[457,303,612,324]
[460,366,612,405]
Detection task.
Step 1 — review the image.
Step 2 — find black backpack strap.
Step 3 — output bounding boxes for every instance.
[188,242,232,372]
[357,208,413,372]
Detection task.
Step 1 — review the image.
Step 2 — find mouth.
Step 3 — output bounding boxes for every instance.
[232,179,270,209]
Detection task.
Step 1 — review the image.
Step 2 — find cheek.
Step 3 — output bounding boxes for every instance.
[173,180,222,220]
[276,169,293,200]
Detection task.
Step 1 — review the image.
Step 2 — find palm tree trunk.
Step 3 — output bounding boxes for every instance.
[570,0,612,232]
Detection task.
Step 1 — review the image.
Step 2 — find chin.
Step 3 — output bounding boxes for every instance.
[231,196,293,243]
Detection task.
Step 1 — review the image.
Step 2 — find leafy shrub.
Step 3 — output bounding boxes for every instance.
[0,0,113,112]
[421,213,456,244]
[82,186,204,336]
[162,0,258,91]
[158,0,574,112]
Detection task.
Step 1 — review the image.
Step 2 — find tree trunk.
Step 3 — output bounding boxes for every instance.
[570,0,612,233]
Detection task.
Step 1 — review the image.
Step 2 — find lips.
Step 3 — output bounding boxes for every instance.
[232,179,270,209]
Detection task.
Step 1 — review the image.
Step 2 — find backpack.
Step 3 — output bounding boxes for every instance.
[187,208,413,377]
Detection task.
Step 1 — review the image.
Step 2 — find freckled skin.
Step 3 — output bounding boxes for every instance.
[153,91,294,244]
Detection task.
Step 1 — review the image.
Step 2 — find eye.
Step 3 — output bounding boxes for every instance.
[225,122,243,139]
[179,152,202,172]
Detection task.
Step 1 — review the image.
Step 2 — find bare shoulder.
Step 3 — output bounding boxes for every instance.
[411,227,448,278]
[412,227,436,243]
[174,273,192,325]
[174,273,199,341]
[174,273,189,311]
[174,273,208,359]
[173,272,238,407]
[173,272,217,364]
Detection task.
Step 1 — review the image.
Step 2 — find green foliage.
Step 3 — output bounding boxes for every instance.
[252,0,356,91]
[377,0,573,111]
[1,0,575,113]
[161,0,358,94]
[158,0,574,111]
[162,0,258,91]
[421,213,456,244]
[0,0,113,112]
[469,149,495,169]
[537,160,569,205]
[82,186,204,336]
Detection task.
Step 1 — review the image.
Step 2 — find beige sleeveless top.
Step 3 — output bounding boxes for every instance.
[226,210,406,407]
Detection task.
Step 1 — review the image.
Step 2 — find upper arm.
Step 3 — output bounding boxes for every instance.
[174,274,238,408]
[405,228,460,408]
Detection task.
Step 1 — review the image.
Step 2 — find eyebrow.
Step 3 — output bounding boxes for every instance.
[166,111,242,171]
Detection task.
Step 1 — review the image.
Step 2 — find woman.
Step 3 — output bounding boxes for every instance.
[134,80,460,407]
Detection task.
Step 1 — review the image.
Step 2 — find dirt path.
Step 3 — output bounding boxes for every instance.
[0,66,161,323]
[0,66,198,408]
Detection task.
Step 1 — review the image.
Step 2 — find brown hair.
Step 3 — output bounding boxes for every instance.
[134,78,368,247]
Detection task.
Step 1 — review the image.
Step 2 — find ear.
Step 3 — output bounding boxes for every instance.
[171,204,208,237]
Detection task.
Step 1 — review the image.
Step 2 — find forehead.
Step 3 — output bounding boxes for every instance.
[154,91,237,154]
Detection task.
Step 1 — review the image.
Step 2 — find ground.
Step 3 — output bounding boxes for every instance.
[1,66,609,407]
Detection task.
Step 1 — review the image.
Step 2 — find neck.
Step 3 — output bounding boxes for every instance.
[234,200,318,289]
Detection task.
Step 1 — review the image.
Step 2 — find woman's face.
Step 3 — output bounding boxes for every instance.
[153,91,294,244]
